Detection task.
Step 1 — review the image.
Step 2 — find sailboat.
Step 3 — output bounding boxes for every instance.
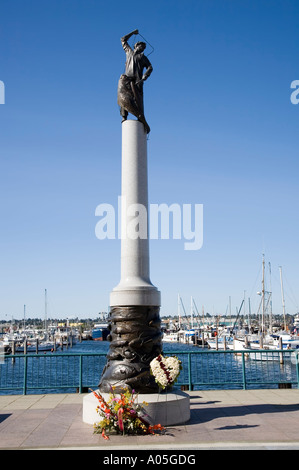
[162,295,189,343]
[235,260,299,360]
[16,290,57,353]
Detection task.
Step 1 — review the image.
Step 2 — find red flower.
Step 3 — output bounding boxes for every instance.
[118,407,124,432]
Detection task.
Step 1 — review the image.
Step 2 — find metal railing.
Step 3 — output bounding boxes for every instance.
[0,349,299,395]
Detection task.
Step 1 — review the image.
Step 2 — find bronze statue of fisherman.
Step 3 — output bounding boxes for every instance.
[117,29,153,133]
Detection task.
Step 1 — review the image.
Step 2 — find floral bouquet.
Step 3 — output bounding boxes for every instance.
[92,388,164,440]
[150,354,182,390]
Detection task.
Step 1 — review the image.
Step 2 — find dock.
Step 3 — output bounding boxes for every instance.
[1,389,299,450]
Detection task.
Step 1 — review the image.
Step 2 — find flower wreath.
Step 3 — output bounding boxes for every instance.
[150,354,182,390]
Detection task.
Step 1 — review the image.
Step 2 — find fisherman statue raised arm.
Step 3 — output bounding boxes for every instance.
[117,29,153,133]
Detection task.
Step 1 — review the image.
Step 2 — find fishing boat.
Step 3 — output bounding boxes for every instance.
[91,323,109,341]
[267,332,299,349]
[0,340,12,355]
[81,330,92,340]
[207,336,234,350]
[233,331,299,361]
[14,340,56,353]
[162,331,180,342]
[55,326,77,346]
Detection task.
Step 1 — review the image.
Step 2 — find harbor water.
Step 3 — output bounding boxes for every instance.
[0,340,297,395]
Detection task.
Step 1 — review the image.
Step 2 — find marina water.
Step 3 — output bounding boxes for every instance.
[0,340,297,395]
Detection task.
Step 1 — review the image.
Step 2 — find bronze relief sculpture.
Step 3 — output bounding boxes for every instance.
[99,305,162,393]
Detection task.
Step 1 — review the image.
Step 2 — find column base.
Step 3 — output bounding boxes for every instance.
[82,390,190,427]
[110,285,161,307]
[98,305,162,394]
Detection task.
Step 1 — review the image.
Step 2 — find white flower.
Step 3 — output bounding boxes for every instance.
[150,355,182,389]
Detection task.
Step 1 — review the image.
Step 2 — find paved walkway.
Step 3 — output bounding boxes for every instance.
[1,389,299,450]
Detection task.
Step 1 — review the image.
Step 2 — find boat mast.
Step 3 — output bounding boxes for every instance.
[262,254,265,335]
[190,296,194,329]
[202,305,205,347]
[45,289,48,335]
[244,290,246,331]
[279,266,287,331]
[179,296,188,328]
[178,294,181,329]
[268,262,273,334]
[248,297,251,333]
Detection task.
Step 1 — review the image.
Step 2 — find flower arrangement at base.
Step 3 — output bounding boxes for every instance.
[150,354,182,390]
[91,388,164,440]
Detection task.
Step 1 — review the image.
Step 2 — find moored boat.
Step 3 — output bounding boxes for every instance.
[162,331,180,342]
[91,323,109,341]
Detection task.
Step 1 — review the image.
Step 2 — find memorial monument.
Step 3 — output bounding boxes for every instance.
[83,30,190,426]
[99,28,161,394]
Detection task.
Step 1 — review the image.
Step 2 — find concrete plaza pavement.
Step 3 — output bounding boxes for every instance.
[1,389,299,450]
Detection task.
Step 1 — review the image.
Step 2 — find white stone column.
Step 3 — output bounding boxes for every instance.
[110,120,160,307]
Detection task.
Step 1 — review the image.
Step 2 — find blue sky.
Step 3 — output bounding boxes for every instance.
[0,0,298,320]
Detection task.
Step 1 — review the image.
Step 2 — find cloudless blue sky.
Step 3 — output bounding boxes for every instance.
[0,0,299,320]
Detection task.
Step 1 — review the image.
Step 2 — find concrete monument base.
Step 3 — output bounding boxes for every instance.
[82,389,190,427]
